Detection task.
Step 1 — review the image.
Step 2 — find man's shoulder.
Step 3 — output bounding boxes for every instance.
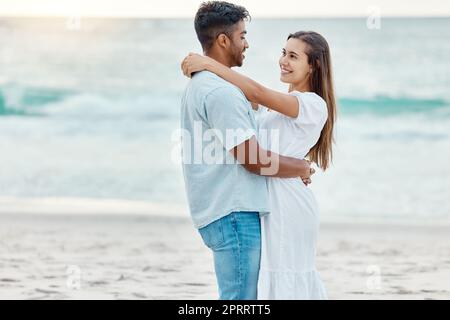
[191,71,244,99]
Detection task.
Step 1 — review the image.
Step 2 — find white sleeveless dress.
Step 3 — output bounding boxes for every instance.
[256,91,328,300]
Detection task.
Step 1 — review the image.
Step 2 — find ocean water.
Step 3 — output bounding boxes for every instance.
[0,17,449,224]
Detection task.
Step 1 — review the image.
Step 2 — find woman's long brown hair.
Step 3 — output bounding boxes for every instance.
[288,31,337,171]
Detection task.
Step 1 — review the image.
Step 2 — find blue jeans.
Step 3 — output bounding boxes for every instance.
[198,211,261,300]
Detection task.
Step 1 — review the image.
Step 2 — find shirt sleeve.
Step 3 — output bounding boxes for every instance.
[253,104,269,123]
[253,104,269,114]
[204,86,257,151]
[292,92,328,127]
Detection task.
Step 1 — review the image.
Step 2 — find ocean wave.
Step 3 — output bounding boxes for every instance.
[0,84,178,120]
[339,96,449,115]
[0,84,72,116]
[1,84,449,119]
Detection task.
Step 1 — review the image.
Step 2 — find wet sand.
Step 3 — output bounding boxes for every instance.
[0,213,449,299]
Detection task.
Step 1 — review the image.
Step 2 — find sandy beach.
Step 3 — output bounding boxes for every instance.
[0,209,449,300]
[1,13,450,301]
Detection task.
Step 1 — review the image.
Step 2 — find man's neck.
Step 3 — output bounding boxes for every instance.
[205,50,232,68]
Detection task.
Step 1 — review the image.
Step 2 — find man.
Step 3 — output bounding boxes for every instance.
[180,1,312,300]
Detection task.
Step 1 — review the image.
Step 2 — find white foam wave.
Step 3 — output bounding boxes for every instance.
[0,196,188,217]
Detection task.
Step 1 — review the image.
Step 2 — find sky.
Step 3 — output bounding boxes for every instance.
[0,0,449,17]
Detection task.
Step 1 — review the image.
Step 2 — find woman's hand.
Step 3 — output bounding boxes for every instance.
[181,53,215,78]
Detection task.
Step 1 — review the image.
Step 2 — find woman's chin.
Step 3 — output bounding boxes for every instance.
[279,76,290,84]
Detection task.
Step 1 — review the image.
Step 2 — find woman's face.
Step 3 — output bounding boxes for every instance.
[279,38,311,86]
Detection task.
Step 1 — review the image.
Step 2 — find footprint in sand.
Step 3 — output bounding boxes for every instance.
[0,278,20,283]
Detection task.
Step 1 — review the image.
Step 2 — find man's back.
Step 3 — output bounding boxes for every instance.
[181,71,269,229]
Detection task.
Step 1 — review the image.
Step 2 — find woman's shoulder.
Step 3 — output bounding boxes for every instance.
[290,91,325,104]
[290,91,327,114]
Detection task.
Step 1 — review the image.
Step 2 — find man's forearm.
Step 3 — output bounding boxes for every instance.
[242,150,310,178]
[259,151,310,178]
[233,137,310,179]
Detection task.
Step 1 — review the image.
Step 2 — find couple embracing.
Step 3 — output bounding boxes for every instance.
[180,1,336,300]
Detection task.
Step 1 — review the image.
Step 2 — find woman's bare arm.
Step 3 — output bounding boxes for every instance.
[182,54,300,118]
[206,59,300,118]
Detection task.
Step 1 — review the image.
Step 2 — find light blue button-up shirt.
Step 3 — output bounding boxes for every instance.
[181,71,269,229]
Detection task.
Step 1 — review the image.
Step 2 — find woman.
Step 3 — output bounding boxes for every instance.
[182,31,336,299]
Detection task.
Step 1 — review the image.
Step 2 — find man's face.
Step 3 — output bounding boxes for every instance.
[227,20,249,67]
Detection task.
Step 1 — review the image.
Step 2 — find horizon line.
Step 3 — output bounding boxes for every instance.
[1,14,449,19]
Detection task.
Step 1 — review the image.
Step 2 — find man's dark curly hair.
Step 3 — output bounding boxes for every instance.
[194,1,251,52]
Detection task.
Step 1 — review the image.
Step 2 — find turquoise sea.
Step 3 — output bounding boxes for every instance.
[0,17,449,223]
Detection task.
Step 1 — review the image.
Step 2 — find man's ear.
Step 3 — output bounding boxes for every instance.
[216,33,230,49]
